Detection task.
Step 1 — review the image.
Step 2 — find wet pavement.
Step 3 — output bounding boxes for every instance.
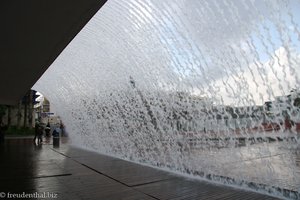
[0,138,283,200]
[185,140,300,194]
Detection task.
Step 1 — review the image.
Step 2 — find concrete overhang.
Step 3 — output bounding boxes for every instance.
[0,0,107,105]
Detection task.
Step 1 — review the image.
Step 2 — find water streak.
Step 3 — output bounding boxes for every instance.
[34,0,300,198]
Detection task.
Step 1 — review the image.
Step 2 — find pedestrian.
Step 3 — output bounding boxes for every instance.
[52,127,60,147]
[60,122,64,136]
[33,122,40,144]
[37,125,44,144]
[52,127,60,138]
[45,122,51,137]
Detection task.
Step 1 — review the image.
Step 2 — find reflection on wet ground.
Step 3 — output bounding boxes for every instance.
[0,138,283,200]
[185,141,300,197]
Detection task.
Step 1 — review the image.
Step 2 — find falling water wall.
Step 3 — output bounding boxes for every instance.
[34,0,300,198]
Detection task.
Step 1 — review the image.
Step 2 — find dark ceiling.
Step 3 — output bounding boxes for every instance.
[0,0,107,105]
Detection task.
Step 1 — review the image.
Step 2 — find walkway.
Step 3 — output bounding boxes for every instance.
[0,138,280,200]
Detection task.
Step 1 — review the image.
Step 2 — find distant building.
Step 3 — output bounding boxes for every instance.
[1,90,39,128]
[35,97,51,119]
[264,95,292,117]
[34,97,61,126]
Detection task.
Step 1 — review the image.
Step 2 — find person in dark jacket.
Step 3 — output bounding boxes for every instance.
[33,122,40,144]
[45,122,51,137]
[34,122,43,145]
[37,125,44,144]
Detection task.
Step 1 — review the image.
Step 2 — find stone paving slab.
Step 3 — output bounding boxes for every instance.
[0,138,281,200]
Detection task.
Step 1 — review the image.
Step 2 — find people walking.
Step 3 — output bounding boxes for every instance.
[45,122,51,137]
[34,122,44,145]
[33,122,40,144]
[37,125,44,144]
